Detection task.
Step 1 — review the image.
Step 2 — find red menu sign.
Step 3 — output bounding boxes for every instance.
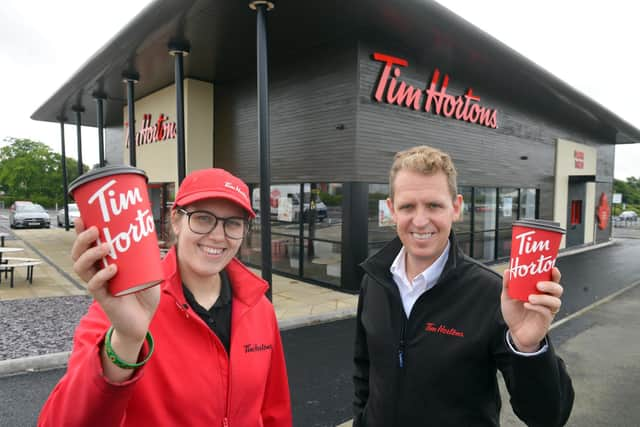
[574,150,584,169]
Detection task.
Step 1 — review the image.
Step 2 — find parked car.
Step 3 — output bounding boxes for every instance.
[9,203,51,228]
[9,200,33,213]
[57,203,80,227]
[619,210,638,221]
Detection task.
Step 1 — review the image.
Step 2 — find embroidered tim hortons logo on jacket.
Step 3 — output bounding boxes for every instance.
[425,322,465,337]
[244,344,273,353]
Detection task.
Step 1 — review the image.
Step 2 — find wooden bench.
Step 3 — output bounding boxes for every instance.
[0,257,43,288]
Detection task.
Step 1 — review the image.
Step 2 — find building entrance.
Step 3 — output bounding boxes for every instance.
[566,180,586,247]
[148,182,175,245]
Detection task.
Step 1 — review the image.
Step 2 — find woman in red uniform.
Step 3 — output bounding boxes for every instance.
[39,168,292,427]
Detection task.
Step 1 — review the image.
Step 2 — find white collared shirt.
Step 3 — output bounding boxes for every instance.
[390,241,450,318]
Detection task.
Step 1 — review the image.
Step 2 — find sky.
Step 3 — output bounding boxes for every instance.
[0,0,638,179]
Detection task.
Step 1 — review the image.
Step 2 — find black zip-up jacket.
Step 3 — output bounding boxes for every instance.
[353,234,574,427]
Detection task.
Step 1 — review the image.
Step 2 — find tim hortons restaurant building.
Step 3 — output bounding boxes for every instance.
[32,0,640,293]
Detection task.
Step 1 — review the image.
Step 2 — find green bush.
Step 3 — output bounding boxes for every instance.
[320,192,342,206]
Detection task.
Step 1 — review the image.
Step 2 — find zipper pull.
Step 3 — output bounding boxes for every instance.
[175,301,190,318]
[223,417,229,427]
[399,319,406,368]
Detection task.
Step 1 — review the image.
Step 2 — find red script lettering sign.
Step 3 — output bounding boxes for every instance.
[372,52,498,129]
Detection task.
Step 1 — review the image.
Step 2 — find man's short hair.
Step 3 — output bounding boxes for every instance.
[389,145,458,200]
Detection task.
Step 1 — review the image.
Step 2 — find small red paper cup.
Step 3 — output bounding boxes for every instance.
[69,165,163,296]
[508,219,565,302]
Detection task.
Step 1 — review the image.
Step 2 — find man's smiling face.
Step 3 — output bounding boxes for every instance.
[388,169,462,274]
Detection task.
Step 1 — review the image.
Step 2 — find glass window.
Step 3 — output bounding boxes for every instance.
[472,188,496,261]
[302,239,342,286]
[498,188,519,229]
[496,228,513,259]
[302,183,343,285]
[456,231,471,256]
[367,184,396,256]
[520,189,537,219]
[242,183,343,288]
[474,188,496,232]
[240,221,263,268]
[453,186,472,256]
[454,186,472,235]
[473,231,495,261]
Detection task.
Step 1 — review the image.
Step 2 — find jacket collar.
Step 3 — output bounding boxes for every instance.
[361,231,463,292]
[161,246,268,309]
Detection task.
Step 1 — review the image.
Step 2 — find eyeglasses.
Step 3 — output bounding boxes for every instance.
[178,208,249,240]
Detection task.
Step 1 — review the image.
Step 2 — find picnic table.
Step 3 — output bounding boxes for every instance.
[0,257,42,288]
[0,246,23,264]
[0,232,9,247]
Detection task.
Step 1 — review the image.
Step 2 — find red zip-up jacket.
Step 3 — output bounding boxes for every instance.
[38,247,292,427]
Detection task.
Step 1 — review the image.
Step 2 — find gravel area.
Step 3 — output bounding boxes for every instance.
[0,296,92,360]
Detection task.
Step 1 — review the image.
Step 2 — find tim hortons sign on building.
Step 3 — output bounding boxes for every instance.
[125,113,177,148]
[372,52,498,129]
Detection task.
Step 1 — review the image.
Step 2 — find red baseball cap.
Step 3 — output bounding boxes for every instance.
[173,168,256,218]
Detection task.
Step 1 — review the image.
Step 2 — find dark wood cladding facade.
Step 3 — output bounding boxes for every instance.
[214,43,359,183]
[210,37,615,289]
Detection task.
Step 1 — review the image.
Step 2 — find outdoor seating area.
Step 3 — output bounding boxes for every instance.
[0,257,43,288]
[0,237,43,288]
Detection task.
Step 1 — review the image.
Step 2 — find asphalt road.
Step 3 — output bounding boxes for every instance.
[3,283,640,427]
[1,236,638,427]
[553,237,640,317]
[0,319,357,427]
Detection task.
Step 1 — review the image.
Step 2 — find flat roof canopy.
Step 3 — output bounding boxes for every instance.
[32,0,640,144]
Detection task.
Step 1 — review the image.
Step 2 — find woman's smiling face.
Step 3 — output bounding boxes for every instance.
[172,198,246,281]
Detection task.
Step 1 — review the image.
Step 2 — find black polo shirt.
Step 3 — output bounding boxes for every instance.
[182,270,232,356]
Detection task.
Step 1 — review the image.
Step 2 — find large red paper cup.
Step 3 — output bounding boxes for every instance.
[508,219,565,302]
[69,166,163,296]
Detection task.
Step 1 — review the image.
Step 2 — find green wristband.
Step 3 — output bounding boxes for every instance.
[104,326,154,369]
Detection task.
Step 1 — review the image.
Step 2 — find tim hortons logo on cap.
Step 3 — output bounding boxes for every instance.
[88,179,155,260]
[224,182,248,200]
[509,230,555,279]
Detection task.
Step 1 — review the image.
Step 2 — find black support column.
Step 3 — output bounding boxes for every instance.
[250,0,275,299]
[94,93,106,167]
[122,72,139,167]
[341,183,369,292]
[169,41,190,185]
[72,106,84,175]
[58,117,70,231]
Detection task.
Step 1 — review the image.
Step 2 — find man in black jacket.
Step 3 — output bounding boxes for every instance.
[353,145,574,427]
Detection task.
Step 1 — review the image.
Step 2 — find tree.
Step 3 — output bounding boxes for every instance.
[0,137,88,207]
[613,176,640,215]
[614,178,640,204]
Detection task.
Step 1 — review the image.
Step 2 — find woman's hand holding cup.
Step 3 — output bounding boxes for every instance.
[72,218,161,381]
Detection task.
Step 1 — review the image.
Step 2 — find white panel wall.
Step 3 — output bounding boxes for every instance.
[554,139,597,248]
